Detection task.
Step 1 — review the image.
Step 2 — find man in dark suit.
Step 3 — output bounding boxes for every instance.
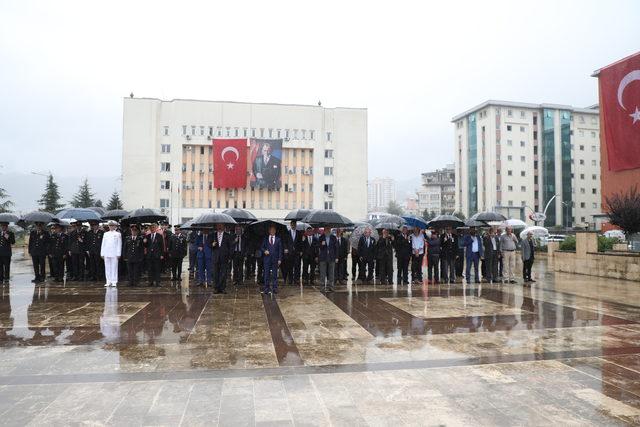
[252,142,281,190]
[282,220,302,285]
[357,228,376,283]
[28,222,50,283]
[335,228,349,285]
[85,220,104,282]
[196,229,213,287]
[440,227,458,284]
[261,225,283,294]
[124,224,145,287]
[144,223,164,287]
[376,229,394,285]
[49,223,68,282]
[0,221,16,283]
[317,227,338,292]
[482,228,500,283]
[67,220,85,281]
[394,226,412,285]
[168,225,188,282]
[463,228,483,284]
[211,223,233,294]
[231,225,247,285]
[300,226,317,285]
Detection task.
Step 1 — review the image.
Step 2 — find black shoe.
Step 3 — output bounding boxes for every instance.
[510,280,517,284]
[530,279,536,282]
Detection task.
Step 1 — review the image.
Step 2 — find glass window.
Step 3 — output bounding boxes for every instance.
[507,155,513,161]
[520,126,525,132]
[324,167,333,176]
[324,149,333,158]
[520,171,525,177]
[520,156,525,162]
[191,126,196,136]
[507,125,512,131]
[182,125,187,135]
[160,181,170,190]
[310,130,314,140]
[160,199,170,208]
[520,141,525,147]
[161,144,171,153]
[326,132,332,141]
[160,162,171,172]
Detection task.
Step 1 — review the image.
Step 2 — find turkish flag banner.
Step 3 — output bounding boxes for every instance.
[598,51,640,171]
[213,139,248,188]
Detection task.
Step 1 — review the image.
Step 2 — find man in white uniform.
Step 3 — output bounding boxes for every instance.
[101,220,122,287]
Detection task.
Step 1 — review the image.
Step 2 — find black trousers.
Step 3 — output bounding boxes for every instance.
[213,259,228,291]
[411,254,423,281]
[232,252,244,283]
[52,256,65,281]
[351,253,359,281]
[148,258,161,284]
[440,255,456,282]
[358,258,374,281]
[88,253,103,280]
[0,255,10,281]
[70,253,84,280]
[302,256,316,284]
[171,256,184,279]
[32,255,46,281]
[378,256,393,284]
[47,256,55,277]
[396,256,410,284]
[523,258,534,280]
[128,261,142,286]
[188,248,197,271]
[427,254,440,281]
[337,257,347,281]
[455,250,464,277]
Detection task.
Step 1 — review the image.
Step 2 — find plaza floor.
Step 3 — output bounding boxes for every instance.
[1,253,640,426]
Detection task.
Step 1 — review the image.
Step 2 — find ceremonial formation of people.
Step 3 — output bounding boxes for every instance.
[12,210,539,292]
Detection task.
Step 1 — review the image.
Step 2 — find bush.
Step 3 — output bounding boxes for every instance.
[598,236,619,252]
[559,236,576,251]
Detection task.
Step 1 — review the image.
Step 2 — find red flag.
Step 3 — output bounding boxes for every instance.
[213,139,248,188]
[598,51,640,171]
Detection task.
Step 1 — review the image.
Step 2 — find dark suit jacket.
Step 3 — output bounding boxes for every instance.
[300,235,318,259]
[85,229,103,255]
[317,234,338,262]
[169,233,188,258]
[211,231,233,261]
[463,235,484,259]
[124,235,145,263]
[282,228,302,256]
[394,233,412,258]
[482,235,500,259]
[357,236,376,261]
[336,236,349,259]
[145,232,165,259]
[0,230,15,257]
[230,233,248,256]
[440,233,459,258]
[29,230,50,257]
[50,232,68,257]
[376,236,394,259]
[261,235,283,262]
[252,154,281,190]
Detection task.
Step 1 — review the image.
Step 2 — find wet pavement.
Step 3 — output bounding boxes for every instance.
[1,253,640,425]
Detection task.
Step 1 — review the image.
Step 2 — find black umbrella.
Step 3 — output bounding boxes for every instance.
[302,210,353,227]
[471,211,507,224]
[375,222,401,235]
[284,209,312,221]
[0,213,20,223]
[464,218,486,227]
[121,208,167,225]
[428,214,465,230]
[191,212,237,227]
[21,211,55,223]
[87,206,106,216]
[223,208,258,224]
[245,219,288,239]
[296,221,310,231]
[55,208,102,222]
[102,209,130,220]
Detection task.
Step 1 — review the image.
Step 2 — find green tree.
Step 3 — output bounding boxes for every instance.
[94,199,103,207]
[387,200,404,216]
[106,191,124,210]
[0,187,13,213]
[37,174,65,212]
[70,178,95,208]
[422,210,437,221]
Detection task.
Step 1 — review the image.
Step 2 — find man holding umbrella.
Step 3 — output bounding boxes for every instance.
[394,226,412,285]
[0,221,16,283]
[440,227,458,284]
[29,222,50,283]
[211,223,233,294]
[301,226,318,285]
[261,224,283,295]
[357,228,376,283]
[317,227,338,292]
[282,220,302,285]
[144,223,164,287]
[376,228,394,285]
[50,223,68,282]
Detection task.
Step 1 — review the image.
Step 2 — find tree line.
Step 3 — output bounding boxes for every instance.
[0,174,123,213]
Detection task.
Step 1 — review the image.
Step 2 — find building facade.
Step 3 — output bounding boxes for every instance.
[367,177,396,211]
[122,97,368,223]
[453,101,601,227]
[417,164,455,215]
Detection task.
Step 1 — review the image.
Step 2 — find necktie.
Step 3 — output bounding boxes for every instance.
[270,236,274,245]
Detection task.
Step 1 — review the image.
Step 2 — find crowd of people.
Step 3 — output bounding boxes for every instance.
[12,216,538,293]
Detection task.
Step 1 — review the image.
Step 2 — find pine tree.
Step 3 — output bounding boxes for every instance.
[70,179,95,208]
[0,187,14,213]
[37,174,65,212]
[94,199,103,207]
[106,191,124,210]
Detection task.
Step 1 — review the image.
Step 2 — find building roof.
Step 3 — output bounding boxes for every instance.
[123,96,367,111]
[451,100,599,122]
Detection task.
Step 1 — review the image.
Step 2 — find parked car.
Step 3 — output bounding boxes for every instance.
[546,234,567,242]
[603,230,626,241]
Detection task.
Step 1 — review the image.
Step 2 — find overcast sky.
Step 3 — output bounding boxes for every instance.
[1,0,639,183]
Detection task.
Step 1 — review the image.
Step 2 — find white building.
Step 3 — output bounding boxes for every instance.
[452,100,601,227]
[367,177,396,211]
[416,164,455,215]
[122,97,368,223]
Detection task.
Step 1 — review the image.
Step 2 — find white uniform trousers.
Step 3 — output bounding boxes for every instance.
[104,257,119,285]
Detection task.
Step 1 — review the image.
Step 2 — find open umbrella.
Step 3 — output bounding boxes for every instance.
[245,219,288,239]
[402,215,428,229]
[0,213,20,223]
[375,222,401,235]
[349,224,379,247]
[284,209,312,221]
[21,211,55,223]
[87,206,106,216]
[520,226,549,240]
[55,208,102,222]
[504,218,528,229]
[223,208,257,224]
[302,210,353,227]
[121,208,167,225]
[471,211,507,225]
[295,221,310,231]
[464,218,486,228]
[191,212,237,227]
[427,214,464,230]
[102,209,130,220]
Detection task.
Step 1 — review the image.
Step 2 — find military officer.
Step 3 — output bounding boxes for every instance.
[50,223,69,282]
[124,224,145,287]
[168,224,188,282]
[0,221,16,283]
[85,220,104,282]
[28,222,50,283]
[67,220,86,281]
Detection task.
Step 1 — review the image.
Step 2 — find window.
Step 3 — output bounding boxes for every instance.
[580,202,586,208]
[533,130,538,139]
[579,115,585,123]
[251,128,256,137]
[191,126,196,136]
[592,174,597,180]
[591,116,598,124]
[592,202,598,209]
[200,126,205,136]
[591,145,596,152]
[591,131,596,138]
[324,149,333,158]
[243,128,248,137]
[580,188,585,194]
[520,126,525,132]
[209,126,214,136]
[160,199,170,208]
[521,186,526,192]
[260,128,265,138]
[592,188,597,194]
[293,129,298,139]
[326,131,332,141]
[508,200,514,206]
[163,126,169,136]
[520,171,525,177]
[160,180,170,190]
[591,160,597,166]
[217,127,222,136]
[496,169,501,175]
[507,110,513,117]
[324,167,333,176]
[310,130,314,140]
[581,216,586,222]
[507,155,513,161]
[579,130,584,137]
[284,129,289,139]
[200,146,205,155]
[182,125,187,136]
[520,141,525,147]
[161,144,171,153]
[324,201,333,209]
[160,162,171,172]
[520,156,525,162]
[579,145,584,151]
[508,185,513,191]
[507,139,513,146]
[579,159,585,165]
[268,128,273,138]
[234,128,239,137]
[226,127,230,137]
[182,163,186,172]
[580,173,585,180]
[520,111,525,118]
[302,129,306,139]
[507,125,512,131]
[507,170,512,176]
[324,184,333,193]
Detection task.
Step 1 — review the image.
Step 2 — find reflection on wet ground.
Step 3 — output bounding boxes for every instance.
[1,255,640,425]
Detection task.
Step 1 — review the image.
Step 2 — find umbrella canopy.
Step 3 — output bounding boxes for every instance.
[87,206,106,216]
[245,219,288,239]
[504,218,528,229]
[0,213,20,223]
[21,211,55,223]
[284,209,312,221]
[302,210,353,227]
[471,211,507,224]
[47,219,72,228]
[55,208,102,222]
[349,224,379,247]
[295,221,310,231]
[121,208,167,225]
[191,212,237,227]
[375,222,401,234]
[102,209,130,220]
[223,208,258,224]
[520,226,549,240]
[427,214,464,230]
[464,218,487,228]
[402,215,428,229]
